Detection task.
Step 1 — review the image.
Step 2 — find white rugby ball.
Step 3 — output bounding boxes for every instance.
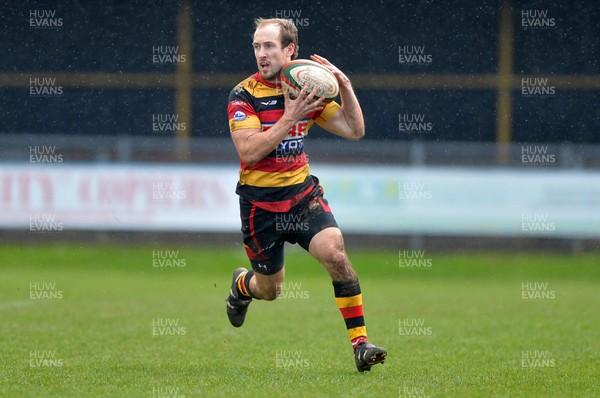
[280,59,339,100]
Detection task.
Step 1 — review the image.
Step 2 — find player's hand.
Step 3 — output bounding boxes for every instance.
[282,84,325,121]
[310,54,350,86]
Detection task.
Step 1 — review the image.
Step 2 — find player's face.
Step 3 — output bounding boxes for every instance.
[253,24,293,82]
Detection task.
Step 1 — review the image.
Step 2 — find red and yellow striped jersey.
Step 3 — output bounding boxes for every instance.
[227,72,340,212]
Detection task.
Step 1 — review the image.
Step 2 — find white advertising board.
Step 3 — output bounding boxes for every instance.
[1,163,598,238]
[313,164,600,238]
[0,163,240,232]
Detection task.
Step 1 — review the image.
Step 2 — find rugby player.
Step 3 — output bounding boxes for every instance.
[225,17,387,372]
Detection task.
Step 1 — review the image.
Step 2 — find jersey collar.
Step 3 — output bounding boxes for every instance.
[253,72,281,89]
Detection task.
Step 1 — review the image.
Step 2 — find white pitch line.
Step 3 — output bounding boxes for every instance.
[0,300,35,309]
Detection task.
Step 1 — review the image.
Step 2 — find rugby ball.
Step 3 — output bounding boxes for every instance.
[280,59,339,100]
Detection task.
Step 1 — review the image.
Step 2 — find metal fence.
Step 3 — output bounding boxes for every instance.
[2,133,599,169]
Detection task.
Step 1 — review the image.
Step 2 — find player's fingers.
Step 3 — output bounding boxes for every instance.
[311,54,339,75]
[311,54,330,65]
[307,93,325,105]
[306,96,325,113]
[305,86,319,101]
[282,86,289,100]
[313,98,326,110]
[298,85,310,99]
[309,54,323,64]
[310,104,325,113]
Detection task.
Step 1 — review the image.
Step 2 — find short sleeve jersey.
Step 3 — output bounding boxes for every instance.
[227,72,340,212]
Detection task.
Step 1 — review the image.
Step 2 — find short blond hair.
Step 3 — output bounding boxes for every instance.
[254,18,299,60]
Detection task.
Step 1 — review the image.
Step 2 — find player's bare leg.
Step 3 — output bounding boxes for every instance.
[226,267,284,327]
[310,227,357,282]
[309,227,387,372]
[250,268,285,300]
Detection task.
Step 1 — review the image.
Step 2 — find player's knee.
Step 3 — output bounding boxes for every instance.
[326,233,347,264]
[321,240,347,268]
[328,248,347,267]
[325,247,357,282]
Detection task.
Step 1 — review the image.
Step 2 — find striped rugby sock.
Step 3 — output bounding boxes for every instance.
[333,280,367,350]
[236,270,254,299]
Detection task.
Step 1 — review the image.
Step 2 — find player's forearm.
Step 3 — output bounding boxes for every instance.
[239,117,296,166]
[338,80,365,140]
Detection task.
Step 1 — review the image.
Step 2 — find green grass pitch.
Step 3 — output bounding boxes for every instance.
[1,243,599,397]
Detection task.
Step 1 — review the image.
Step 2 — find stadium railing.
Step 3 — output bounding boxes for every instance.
[2,133,599,169]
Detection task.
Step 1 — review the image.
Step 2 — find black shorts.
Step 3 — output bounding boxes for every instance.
[239,181,338,275]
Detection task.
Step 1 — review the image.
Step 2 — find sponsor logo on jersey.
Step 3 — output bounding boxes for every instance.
[230,100,248,107]
[234,85,245,95]
[234,111,247,121]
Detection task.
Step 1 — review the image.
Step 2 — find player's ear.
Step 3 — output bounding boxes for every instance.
[286,43,296,59]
